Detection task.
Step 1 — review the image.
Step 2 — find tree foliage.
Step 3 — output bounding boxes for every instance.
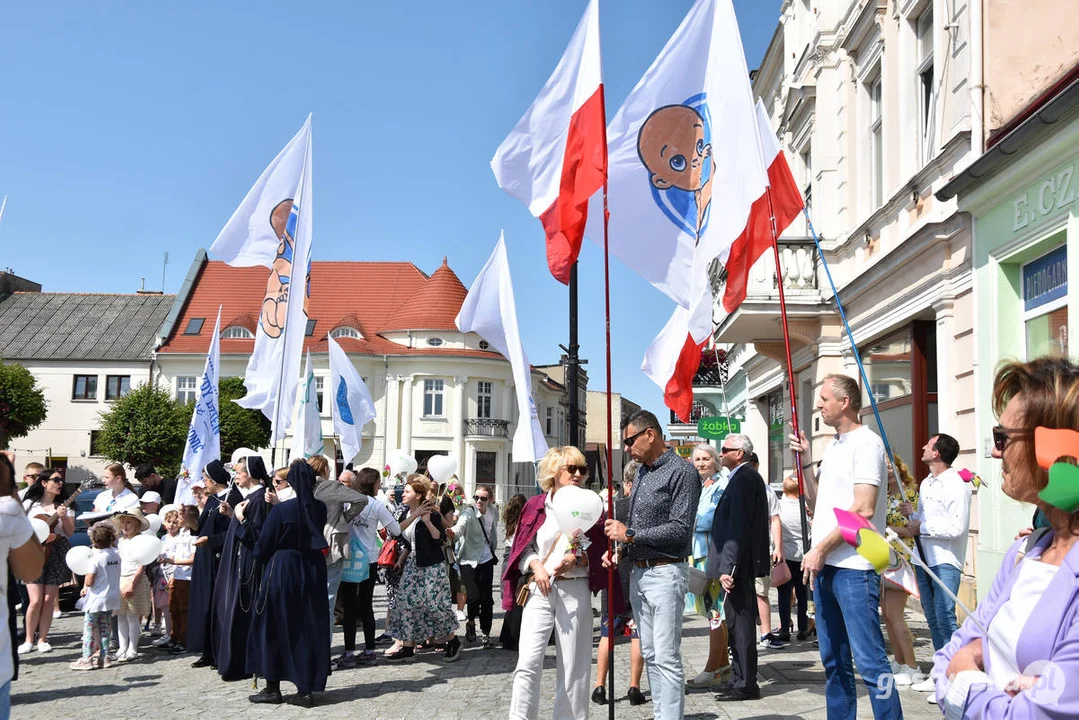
[96,382,189,477]
[0,361,48,450]
[218,376,271,459]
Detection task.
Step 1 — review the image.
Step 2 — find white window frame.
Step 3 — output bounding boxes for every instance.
[916,6,935,166]
[315,376,326,415]
[176,375,198,404]
[423,379,445,417]
[221,325,254,339]
[868,74,884,210]
[330,326,362,340]
[476,381,492,419]
[1021,247,1069,359]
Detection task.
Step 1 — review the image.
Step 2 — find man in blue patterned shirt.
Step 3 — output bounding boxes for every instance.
[605,409,700,719]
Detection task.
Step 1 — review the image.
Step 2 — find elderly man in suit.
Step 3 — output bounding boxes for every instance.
[711,434,770,702]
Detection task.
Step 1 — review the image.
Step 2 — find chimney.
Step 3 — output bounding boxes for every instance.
[136,276,163,295]
[0,270,42,300]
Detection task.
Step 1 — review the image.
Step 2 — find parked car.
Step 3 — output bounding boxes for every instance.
[58,487,106,611]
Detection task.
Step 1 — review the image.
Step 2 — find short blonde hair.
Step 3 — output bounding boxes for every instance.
[307,455,330,479]
[536,446,587,492]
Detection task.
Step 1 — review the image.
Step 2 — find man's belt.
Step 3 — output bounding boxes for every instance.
[633,558,680,569]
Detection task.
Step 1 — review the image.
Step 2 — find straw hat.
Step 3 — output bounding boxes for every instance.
[111,507,151,533]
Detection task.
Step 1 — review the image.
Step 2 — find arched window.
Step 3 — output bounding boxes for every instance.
[221,326,254,339]
[330,326,362,340]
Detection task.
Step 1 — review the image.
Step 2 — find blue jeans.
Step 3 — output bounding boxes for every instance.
[629,563,687,720]
[815,566,903,720]
[327,559,344,640]
[916,563,962,652]
[0,679,9,720]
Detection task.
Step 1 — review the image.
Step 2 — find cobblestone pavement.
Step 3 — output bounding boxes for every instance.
[12,586,945,719]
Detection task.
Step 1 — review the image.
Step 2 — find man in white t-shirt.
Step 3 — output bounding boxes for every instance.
[790,374,901,720]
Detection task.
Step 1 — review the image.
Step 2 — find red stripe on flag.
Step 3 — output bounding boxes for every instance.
[664,332,707,423]
[539,86,607,284]
[721,151,804,313]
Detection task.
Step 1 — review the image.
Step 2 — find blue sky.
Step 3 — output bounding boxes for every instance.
[0,0,780,429]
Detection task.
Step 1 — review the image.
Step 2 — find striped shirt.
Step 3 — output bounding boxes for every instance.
[626,449,700,561]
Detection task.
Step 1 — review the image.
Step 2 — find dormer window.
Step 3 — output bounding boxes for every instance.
[426,337,444,347]
[330,326,362,340]
[221,326,254,339]
[183,318,205,335]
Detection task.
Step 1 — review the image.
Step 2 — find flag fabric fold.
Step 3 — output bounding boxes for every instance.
[209,115,314,444]
[587,0,767,311]
[289,350,323,463]
[491,0,605,284]
[455,233,549,463]
[179,308,222,506]
[328,336,377,465]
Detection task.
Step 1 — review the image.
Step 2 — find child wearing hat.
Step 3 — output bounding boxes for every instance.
[112,508,152,662]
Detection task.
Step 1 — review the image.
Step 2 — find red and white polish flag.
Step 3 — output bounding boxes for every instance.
[491,0,606,285]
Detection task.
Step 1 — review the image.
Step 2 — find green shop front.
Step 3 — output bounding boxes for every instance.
[939,91,1078,601]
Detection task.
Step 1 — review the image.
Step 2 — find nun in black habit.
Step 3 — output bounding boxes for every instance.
[212,456,271,681]
[247,460,330,707]
[187,459,232,668]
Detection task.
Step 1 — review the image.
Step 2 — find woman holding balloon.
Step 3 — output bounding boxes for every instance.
[505,446,607,720]
[18,470,73,655]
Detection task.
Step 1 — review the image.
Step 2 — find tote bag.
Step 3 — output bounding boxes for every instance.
[342,535,370,583]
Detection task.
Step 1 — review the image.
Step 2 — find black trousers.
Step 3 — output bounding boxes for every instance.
[461,558,496,635]
[724,570,760,694]
[776,559,810,635]
[340,564,378,652]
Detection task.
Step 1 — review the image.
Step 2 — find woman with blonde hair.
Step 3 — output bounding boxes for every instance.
[503,446,608,720]
[881,454,922,685]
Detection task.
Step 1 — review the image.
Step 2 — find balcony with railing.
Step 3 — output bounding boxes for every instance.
[464,418,510,438]
[711,237,825,344]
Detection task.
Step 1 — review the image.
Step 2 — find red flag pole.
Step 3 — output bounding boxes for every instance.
[765,189,811,554]
[602,162,617,720]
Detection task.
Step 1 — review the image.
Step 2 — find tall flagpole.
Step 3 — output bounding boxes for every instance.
[568,264,581,448]
[766,189,811,554]
[601,156,616,720]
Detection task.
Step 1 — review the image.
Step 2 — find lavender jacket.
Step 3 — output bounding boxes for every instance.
[500,493,608,612]
[932,530,1079,718]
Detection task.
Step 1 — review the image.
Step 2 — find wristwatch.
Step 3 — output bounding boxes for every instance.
[624,528,635,544]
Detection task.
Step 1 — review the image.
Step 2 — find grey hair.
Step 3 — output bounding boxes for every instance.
[725,434,754,455]
[692,442,721,469]
[623,460,641,485]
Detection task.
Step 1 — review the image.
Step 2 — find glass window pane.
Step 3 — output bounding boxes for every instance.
[861,328,913,405]
[862,402,914,471]
[1026,306,1069,358]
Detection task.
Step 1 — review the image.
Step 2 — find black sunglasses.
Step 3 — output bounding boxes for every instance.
[563,464,589,477]
[720,446,740,454]
[473,495,489,502]
[623,428,649,448]
[992,425,1031,452]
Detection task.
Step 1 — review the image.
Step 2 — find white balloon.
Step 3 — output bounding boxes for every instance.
[143,514,162,535]
[65,546,95,576]
[427,455,458,484]
[121,535,162,566]
[387,450,417,478]
[29,518,50,544]
[550,485,604,534]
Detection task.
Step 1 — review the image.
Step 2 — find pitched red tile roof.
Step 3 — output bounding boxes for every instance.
[158,259,499,360]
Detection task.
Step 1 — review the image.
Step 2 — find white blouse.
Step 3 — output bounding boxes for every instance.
[92,487,140,514]
[986,557,1061,687]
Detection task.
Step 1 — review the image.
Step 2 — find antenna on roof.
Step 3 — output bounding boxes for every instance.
[0,195,7,235]
[160,251,170,292]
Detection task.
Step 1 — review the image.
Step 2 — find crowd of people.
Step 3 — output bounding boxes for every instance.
[0,354,1076,719]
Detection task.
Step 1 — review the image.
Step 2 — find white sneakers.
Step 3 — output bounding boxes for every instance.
[16,642,33,655]
[911,677,937,693]
[17,640,53,654]
[686,666,731,688]
[891,664,925,686]
[151,634,172,647]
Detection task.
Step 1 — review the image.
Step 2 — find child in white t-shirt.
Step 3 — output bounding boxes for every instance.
[70,523,121,670]
[159,507,195,652]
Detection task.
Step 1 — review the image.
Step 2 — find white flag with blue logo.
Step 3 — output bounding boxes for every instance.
[455,233,548,463]
[178,307,222,506]
[289,350,323,463]
[327,336,376,464]
[209,115,314,445]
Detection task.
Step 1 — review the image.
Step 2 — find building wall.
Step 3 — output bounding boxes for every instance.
[9,359,153,484]
[983,1,1079,139]
[155,351,562,504]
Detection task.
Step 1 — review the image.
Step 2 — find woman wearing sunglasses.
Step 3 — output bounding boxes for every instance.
[503,446,607,720]
[18,471,73,654]
[447,484,499,646]
[933,356,1079,717]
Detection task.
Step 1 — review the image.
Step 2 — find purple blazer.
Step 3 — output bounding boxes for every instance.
[501,493,608,611]
[932,530,1079,717]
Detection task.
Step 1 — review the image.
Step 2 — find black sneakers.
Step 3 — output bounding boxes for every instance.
[465,622,477,643]
[443,636,462,662]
